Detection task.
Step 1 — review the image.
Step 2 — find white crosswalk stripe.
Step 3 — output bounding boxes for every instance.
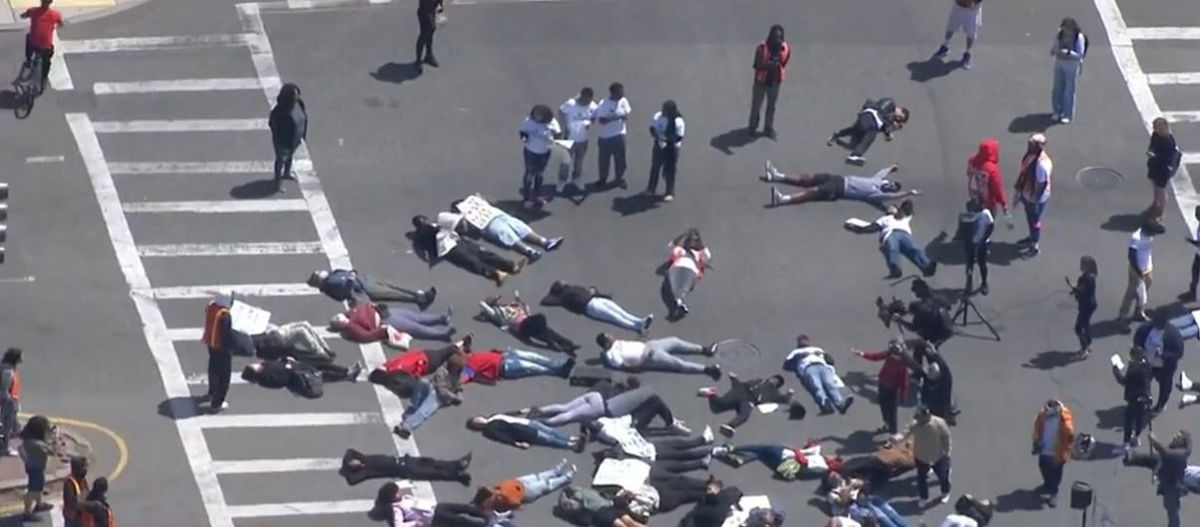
[61,2,435,524]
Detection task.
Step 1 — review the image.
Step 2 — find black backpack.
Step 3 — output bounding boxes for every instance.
[288,367,325,399]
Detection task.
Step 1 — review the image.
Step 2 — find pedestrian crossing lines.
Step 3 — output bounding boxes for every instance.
[61,2,433,526]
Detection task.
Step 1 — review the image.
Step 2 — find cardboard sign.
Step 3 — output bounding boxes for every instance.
[229,300,271,335]
[592,458,650,490]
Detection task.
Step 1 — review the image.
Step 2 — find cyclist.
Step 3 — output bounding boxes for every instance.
[20,0,64,87]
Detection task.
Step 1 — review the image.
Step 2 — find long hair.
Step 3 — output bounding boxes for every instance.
[1,348,20,366]
[368,482,400,524]
[1059,17,1081,39]
[276,83,301,108]
[19,415,50,442]
[1080,255,1098,277]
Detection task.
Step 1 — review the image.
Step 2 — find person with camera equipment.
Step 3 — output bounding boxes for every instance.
[894,406,953,505]
[1113,347,1153,450]
[1150,430,1190,527]
[939,494,995,527]
[1066,256,1098,357]
[902,279,955,348]
[912,343,957,425]
[1133,308,1184,414]
[957,198,994,295]
[1031,399,1076,507]
[1119,219,1164,327]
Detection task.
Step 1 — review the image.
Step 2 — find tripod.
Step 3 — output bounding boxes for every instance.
[952,289,1001,341]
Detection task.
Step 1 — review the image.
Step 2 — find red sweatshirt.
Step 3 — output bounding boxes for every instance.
[861,350,909,401]
[967,138,1007,211]
[464,350,504,384]
[381,349,430,377]
[341,304,387,343]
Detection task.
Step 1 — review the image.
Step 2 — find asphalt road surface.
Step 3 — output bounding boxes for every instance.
[2,0,1200,526]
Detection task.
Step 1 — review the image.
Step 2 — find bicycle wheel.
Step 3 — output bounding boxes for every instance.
[13,84,33,119]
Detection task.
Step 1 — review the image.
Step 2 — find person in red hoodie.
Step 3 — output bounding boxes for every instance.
[855,339,921,435]
[966,138,1009,222]
[367,337,471,438]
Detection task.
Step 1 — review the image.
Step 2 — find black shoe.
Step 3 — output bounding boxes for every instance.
[819,404,835,415]
[705,365,722,381]
[885,270,903,279]
[424,55,440,68]
[980,283,989,296]
[458,452,473,469]
[418,286,437,309]
[838,396,855,415]
[922,262,938,277]
[457,474,471,487]
[762,128,777,140]
[560,358,576,378]
[393,425,412,439]
[616,179,628,189]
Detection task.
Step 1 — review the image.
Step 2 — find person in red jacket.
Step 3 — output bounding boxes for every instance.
[855,339,921,434]
[748,25,789,139]
[461,348,574,384]
[20,0,63,88]
[367,337,471,438]
[966,137,1009,221]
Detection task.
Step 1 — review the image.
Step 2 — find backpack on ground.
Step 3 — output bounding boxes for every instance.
[288,367,324,399]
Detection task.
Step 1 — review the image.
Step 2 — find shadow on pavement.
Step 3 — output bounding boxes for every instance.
[1093,404,1124,430]
[1023,349,1085,370]
[370,62,422,85]
[1008,113,1057,134]
[0,90,16,110]
[709,128,757,156]
[230,179,279,199]
[819,429,877,456]
[906,59,960,83]
[492,199,552,223]
[995,487,1044,512]
[1100,212,1145,232]
[157,396,202,419]
[924,232,1024,267]
[1087,440,1125,461]
[841,370,879,401]
[611,193,660,216]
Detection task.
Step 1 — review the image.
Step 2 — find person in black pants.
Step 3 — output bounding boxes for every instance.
[698,373,793,437]
[1134,308,1185,414]
[958,198,994,295]
[913,345,956,425]
[1184,205,1200,301]
[1146,117,1181,222]
[340,448,471,486]
[827,98,909,165]
[1113,347,1153,450]
[268,83,307,193]
[202,297,235,413]
[414,0,440,70]
[479,295,579,355]
[411,215,525,286]
[1067,256,1098,356]
[646,100,685,202]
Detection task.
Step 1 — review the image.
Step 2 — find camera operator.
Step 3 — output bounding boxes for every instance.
[906,280,954,347]
[1113,346,1153,450]
[956,198,994,295]
[939,494,994,526]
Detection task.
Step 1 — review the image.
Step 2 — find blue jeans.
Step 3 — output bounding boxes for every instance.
[800,364,845,408]
[526,420,572,449]
[1171,313,1199,340]
[1052,60,1080,119]
[1022,199,1047,245]
[401,380,442,430]
[515,465,574,502]
[501,348,568,379]
[880,231,931,274]
[730,444,789,470]
[585,297,646,332]
[850,497,908,527]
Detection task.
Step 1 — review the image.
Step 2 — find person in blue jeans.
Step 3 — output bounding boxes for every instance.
[862,200,937,279]
[1050,18,1087,124]
[462,348,574,385]
[783,335,854,414]
[393,370,460,439]
[466,413,585,452]
[541,281,653,335]
[848,491,909,527]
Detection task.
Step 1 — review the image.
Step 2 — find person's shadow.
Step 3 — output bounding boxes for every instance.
[611,193,660,216]
[709,128,758,155]
[370,62,422,85]
[230,179,280,199]
[1009,113,1057,133]
[906,59,960,82]
[0,90,17,110]
[1023,350,1085,370]
[995,488,1044,512]
[924,231,1025,267]
[1100,213,1145,232]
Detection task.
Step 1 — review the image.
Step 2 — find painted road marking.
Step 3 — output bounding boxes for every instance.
[187,373,251,386]
[1162,111,1200,123]
[1146,72,1200,85]
[25,156,65,163]
[170,324,340,342]
[226,499,374,518]
[211,458,341,474]
[1092,0,1200,235]
[94,78,273,94]
[1126,26,1200,40]
[48,34,73,91]
[92,119,269,133]
[147,283,318,299]
[1184,153,1200,165]
[107,160,311,174]
[192,411,383,428]
[138,242,324,257]
[58,34,265,54]
[123,199,309,213]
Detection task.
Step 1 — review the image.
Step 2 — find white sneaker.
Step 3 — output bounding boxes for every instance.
[1059,117,1071,124]
[670,419,692,435]
[1181,371,1194,391]
[938,494,951,504]
[770,186,782,207]
[1182,393,1198,406]
[702,425,714,443]
[846,154,865,164]
[763,160,781,182]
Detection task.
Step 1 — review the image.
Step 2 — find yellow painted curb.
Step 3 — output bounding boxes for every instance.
[18,413,128,483]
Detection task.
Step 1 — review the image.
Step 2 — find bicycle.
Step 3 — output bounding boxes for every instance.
[11,51,47,119]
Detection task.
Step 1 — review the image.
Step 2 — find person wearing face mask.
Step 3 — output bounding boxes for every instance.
[1014,133,1052,257]
[762,162,920,208]
[748,25,790,139]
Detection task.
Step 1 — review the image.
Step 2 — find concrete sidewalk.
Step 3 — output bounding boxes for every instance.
[0,0,151,31]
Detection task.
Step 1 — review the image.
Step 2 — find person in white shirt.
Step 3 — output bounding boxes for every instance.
[932,0,984,70]
[593,82,631,190]
[1120,220,1164,325]
[558,88,597,193]
[1014,133,1052,257]
[646,100,685,201]
[782,335,854,414]
[518,104,562,208]
[596,333,720,379]
[861,200,937,279]
[666,229,712,318]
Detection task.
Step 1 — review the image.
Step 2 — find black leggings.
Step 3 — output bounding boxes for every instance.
[415,11,436,61]
[832,111,880,157]
[649,468,709,512]
[447,242,518,278]
[340,449,467,486]
[1190,254,1200,296]
[1075,304,1096,350]
[708,389,753,430]
[647,145,679,195]
[630,395,676,431]
[518,314,577,353]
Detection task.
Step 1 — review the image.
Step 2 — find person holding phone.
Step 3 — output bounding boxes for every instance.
[1066,256,1098,356]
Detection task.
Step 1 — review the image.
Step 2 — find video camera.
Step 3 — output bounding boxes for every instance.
[875,296,908,328]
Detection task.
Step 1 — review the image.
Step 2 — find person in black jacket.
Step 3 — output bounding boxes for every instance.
[678,485,743,527]
[1149,430,1190,527]
[1134,308,1185,413]
[827,98,910,165]
[411,215,525,285]
[268,83,307,193]
[698,373,794,437]
[1146,117,1182,222]
[1113,347,1153,450]
[466,413,585,452]
[541,281,653,335]
[913,345,956,425]
[340,448,471,486]
[1067,256,1098,356]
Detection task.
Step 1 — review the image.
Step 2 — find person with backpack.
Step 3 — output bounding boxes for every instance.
[1050,18,1087,124]
[79,477,114,527]
[827,98,910,165]
[240,357,361,398]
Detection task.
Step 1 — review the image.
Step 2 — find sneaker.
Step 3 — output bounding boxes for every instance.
[424,56,440,68]
[762,128,777,140]
[559,358,576,378]
[961,52,972,70]
[1182,371,1195,391]
[711,445,729,457]
[826,136,837,147]
[697,387,718,397]
[456,474,472,487]
[886,269,903,279]
[616,179,628,189]
[678,301,690,315]
[702,425,715,443]
[1182,393,1198,407]
[459,452,473,469]
[763,160,780,182]
[669,419,692,435]
[1026,245,1040,258]
[820,403,835,415]
[838,396,855,414]
[348,362,364,382]
[720,424,736,437]
[555,458,571,472]
[444,304,454,323]
[939,494,952,505]
[545,237,564,251]
[570,437,586,453]
[932,44,949,59]
[393,425,412,439]
[980,282,989,296]
[769,186,782,207]
[922,262,938,277]
[642,314,654,332]
[526,250,543,263]
[1046,494,1057,507]
[1060,117,1071,124]
[1133,311,1150,322]
[210,401,229,413]
[418,286,437,309]
[705,365,722,381]
[662,194,674,202]
[846,154,865,165]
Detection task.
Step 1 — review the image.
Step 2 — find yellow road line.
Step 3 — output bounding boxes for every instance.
[18,414,128,483]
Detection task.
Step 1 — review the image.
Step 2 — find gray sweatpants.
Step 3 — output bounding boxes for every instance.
[641,338,707,374]
[668,266,697,303]
[539,387,657,426]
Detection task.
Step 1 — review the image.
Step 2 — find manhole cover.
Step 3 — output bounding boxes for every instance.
[1075,166,1125,191]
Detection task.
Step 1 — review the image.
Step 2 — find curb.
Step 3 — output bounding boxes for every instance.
[0,425,92,515]
[0,0,156,32]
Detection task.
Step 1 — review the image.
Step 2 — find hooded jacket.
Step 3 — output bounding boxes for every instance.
[1032,405,1076,464]
[967,138,1007,211]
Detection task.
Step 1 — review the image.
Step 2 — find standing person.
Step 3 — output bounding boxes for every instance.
[646,100,685,202]
[1014,133,1052,257]
[0,348,21,455]
[20,0,63,88]
[540,281,653,335]
[559,88,598,194]
[1149,430,1191,527]
[855,340,918,435]
[1184,206,1200,301]
[894,406,952,505]
[827,98,910,165]
[1113,346,1153,450]
[18,416,54,521]
[1031,399,1075,507]
[518,105,561,208]
[268,83,307,193]
[665,228,711,318]
[1050,18,1087,124]
[966,137,1008,222]
[1146,117,1182,221]
[593,83,631,190]
[932,0,983,69]
[62,456,90,527]
[414,0,440,70]
[748,25,790,138]
[1134,308,1185,414]
[80,477,113,527]
[958,198,994,295]
[864,200,938,278]
[201,297,234,413]
[1066,256,1099,356]
[1119,220,1163,326]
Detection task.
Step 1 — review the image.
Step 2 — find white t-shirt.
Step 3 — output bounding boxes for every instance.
[786,346,829,368]
[832,517,863,527]
[875,214,914,244]
[519,117,561,154]
[650,111,686,148]
[605,340,648,368]
[433,212,461,257]
[594,97,631,138]
[560,97,598,142]
[1021,154,1053,203]
[939,514,979,527]
[1129,228,1154,272]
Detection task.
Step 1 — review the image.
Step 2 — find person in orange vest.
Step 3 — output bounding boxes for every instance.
[80,477,113,527]
[63,456,90,527]
[0,348,22,455]
[200,296,234,413]
[748,25,789,139]
[1031,399,1075,507]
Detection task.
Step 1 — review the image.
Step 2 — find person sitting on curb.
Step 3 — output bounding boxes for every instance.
[479,294,579,355]
[307,268,435,308]
[339,448,472,486]
[697,373,795,437]
[597,333,721,379]
[466,413,587,452]
[783,335,854,415]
